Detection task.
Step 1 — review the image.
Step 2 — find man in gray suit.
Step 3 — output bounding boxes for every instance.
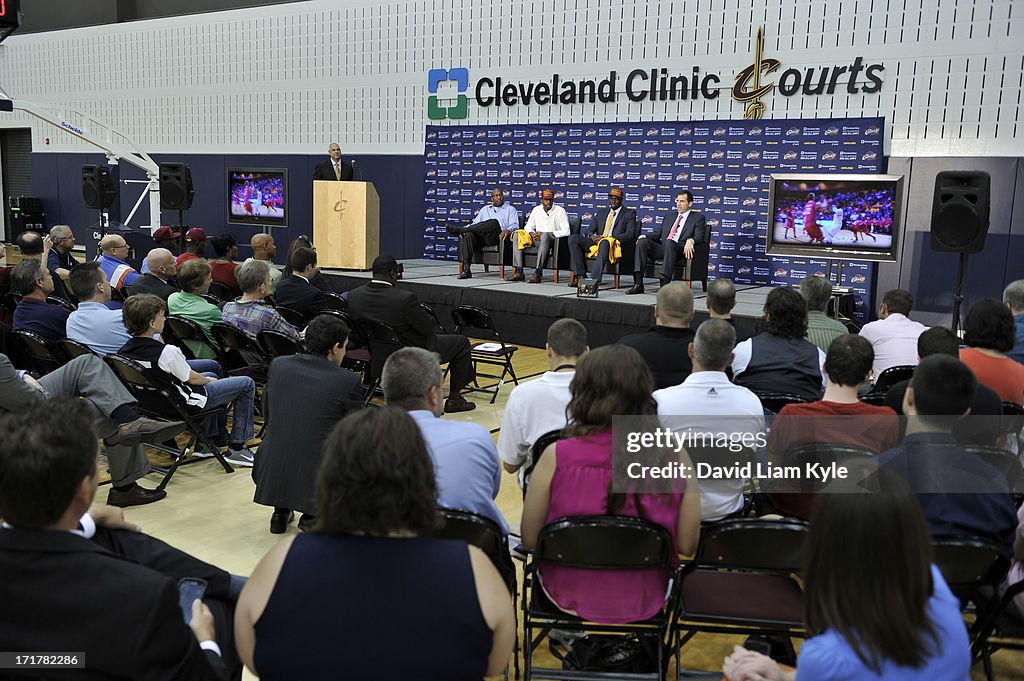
[0,352,184,507]
[627,190,707,294]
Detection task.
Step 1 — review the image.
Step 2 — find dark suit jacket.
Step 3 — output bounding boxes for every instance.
[617,325,696,390]
[650,210,707,245]
[312,159,354,181]
[130,273,179,301]
[273,275,326,318]
[346,281,437,350]
[254,354,363,514]
[586,206,639,242]
[0,527,224,680]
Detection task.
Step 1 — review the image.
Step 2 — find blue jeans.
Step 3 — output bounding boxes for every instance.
[201,375,256,446]
[188,359,223,377]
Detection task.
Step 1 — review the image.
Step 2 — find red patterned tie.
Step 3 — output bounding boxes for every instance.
[667,214,684,241]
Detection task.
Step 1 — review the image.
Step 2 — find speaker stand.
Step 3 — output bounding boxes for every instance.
[950,252,969,337]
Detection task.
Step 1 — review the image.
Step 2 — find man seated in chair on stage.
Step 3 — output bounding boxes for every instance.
[347,255,477,413]
[627,190,707,295]
[567,187,637,293]
[449,188,519,280]
[512,189,570,284]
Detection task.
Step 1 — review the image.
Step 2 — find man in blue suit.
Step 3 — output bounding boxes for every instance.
[567,187,638,290]
[627,190,707,295]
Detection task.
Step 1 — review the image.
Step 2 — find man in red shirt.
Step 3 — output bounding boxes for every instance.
[175,228,208,269]
[765,334,899,519]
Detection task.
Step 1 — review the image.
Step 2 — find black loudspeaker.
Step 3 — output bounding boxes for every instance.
[930,170,991,253]
[82,165,116,210]
[159,163,195,211]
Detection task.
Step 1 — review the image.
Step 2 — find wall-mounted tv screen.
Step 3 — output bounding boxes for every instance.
[227,168,287,227]
[766,173,904,262]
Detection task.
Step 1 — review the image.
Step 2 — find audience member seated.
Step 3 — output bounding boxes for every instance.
[176,227,208,268]
[732,286,825,402]
[885,326,1003,446]
[222,260,300,342]
[271,246,327,319]
[132,248,180,300]
[618,282,696,390]
[245,233,282,293]
[119,294,257,468]
[959,298,1024,405]
[254,315,363,534]
[348,255,477,413]
[521,344,701,623]
[765,334,900,520]
[706,277,749,341]
[655,319,765,521]
[47,224,78,289]
[800,274,848,352]
[168,259,223,360]
[0,350,182,506]
[209,235,241,295]
[16,231,74,301]
[141,225,181,274]
[878,355,1018,553]
[1006,279,1024,365]
[1009,505,1024,621]
[66,262,131,356]
[97,234,141,290]
[498,318,587,486]
[282,235,332,291]
[0,402,232,680]
[10,258,68,343]
[723,472,971,681]
[235,407,515,679]
[383,347,506,531]
[858,288,927,377]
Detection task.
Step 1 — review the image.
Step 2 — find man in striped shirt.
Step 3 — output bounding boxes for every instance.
[222,259,301,341]
[97,234,140,290]
[800,275,848,353]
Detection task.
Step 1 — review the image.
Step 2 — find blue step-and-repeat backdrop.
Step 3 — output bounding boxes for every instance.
[422,117,885,320]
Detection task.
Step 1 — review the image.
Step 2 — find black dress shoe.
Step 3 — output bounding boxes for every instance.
[298,514,316,532]
[107,483,167,508]
[657,274,669,288]
[625,284,645,295]
[270,510,295,534]
[458,271,472,279]
[444,396,477,413]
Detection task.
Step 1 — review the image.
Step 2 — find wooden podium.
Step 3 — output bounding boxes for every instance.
[312,181,379,270]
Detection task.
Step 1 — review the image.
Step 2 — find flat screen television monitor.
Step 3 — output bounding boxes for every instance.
[766,173,904,262]
[227,168,287,227]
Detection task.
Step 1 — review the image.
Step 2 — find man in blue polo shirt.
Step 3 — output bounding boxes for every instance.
[11,259,69,343]
[448,188,519,280]
[97,234,140,291]
[66,262,131,356]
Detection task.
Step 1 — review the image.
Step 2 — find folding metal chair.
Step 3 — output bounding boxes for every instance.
[57,338,96,361]
[207,281,236,302]
[451,305,519,404]
[256,329,304,360]
[274,305,308,328]
[523,516,677,680]
[164,316,224,365]
[104,354,234,489]
[321,291,347,312]
[521,428,563,499]
[357,318,406,404]
[9,329,64,375]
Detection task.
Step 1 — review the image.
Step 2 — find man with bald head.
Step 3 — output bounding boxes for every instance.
[97,235,140,290]
[312,142,353,181]
[617,282,696,389]
[131,249,179,301]
[244,233,282,293]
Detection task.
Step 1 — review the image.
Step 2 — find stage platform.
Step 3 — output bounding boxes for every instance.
[321,259,766,347]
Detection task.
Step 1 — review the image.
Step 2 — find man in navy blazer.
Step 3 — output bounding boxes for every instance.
[627,190,707,295]
[567,187,638,289]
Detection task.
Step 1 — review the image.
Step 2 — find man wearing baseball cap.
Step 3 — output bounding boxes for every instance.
[513,189,570,284]
[567,187,638,292]
[175,228,207,269]
[141,226,180,275]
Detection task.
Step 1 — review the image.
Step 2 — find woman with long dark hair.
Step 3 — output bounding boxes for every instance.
[235,407,516,679]
[723,475,970,680]
[521,344,701,623]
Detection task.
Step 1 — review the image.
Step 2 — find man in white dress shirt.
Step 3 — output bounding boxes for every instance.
[858,288,928,378]
[514,189,570,283]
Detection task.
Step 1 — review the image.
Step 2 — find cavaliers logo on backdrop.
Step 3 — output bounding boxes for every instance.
[582,192,594,200]
[678,150,691,158]
[862,151,877,160]
[746,151,760,159]
[645,150,658,158]
[556,150,567,157]
[774,268,788,277]
[784,151,797,159]
[582,212,593,222]
[707,263,717,272]
[644,172,657,180]
[556,129,568,137]
[825,127,840,135]
[822,151,837,160]
[527,170,538,178]
[745,173,759,182]
[712,150,725,158]
[642,215,654,224]
[865,126,881,135]
[708,196,722,204]
[707,219,720,228]
[749,127,763,135]
[528,150,539,157]
[786,127,800,135]
[739,244,754,252]
[585,129,597,136]
[647,128,659,136]
[851,274,867,284]
[643,194,655,202]
[714,127,727,136]
[708,240,718,249]
[613,171,625,179]
[583,171,596,178]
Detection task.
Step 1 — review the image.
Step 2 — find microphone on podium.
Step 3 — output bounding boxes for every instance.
[351,158,362,181]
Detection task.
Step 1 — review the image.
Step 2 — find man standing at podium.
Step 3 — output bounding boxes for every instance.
[312,142,353,181]
[448,188,519,280]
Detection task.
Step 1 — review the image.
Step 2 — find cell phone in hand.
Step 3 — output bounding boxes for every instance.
[177,577,208,624]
